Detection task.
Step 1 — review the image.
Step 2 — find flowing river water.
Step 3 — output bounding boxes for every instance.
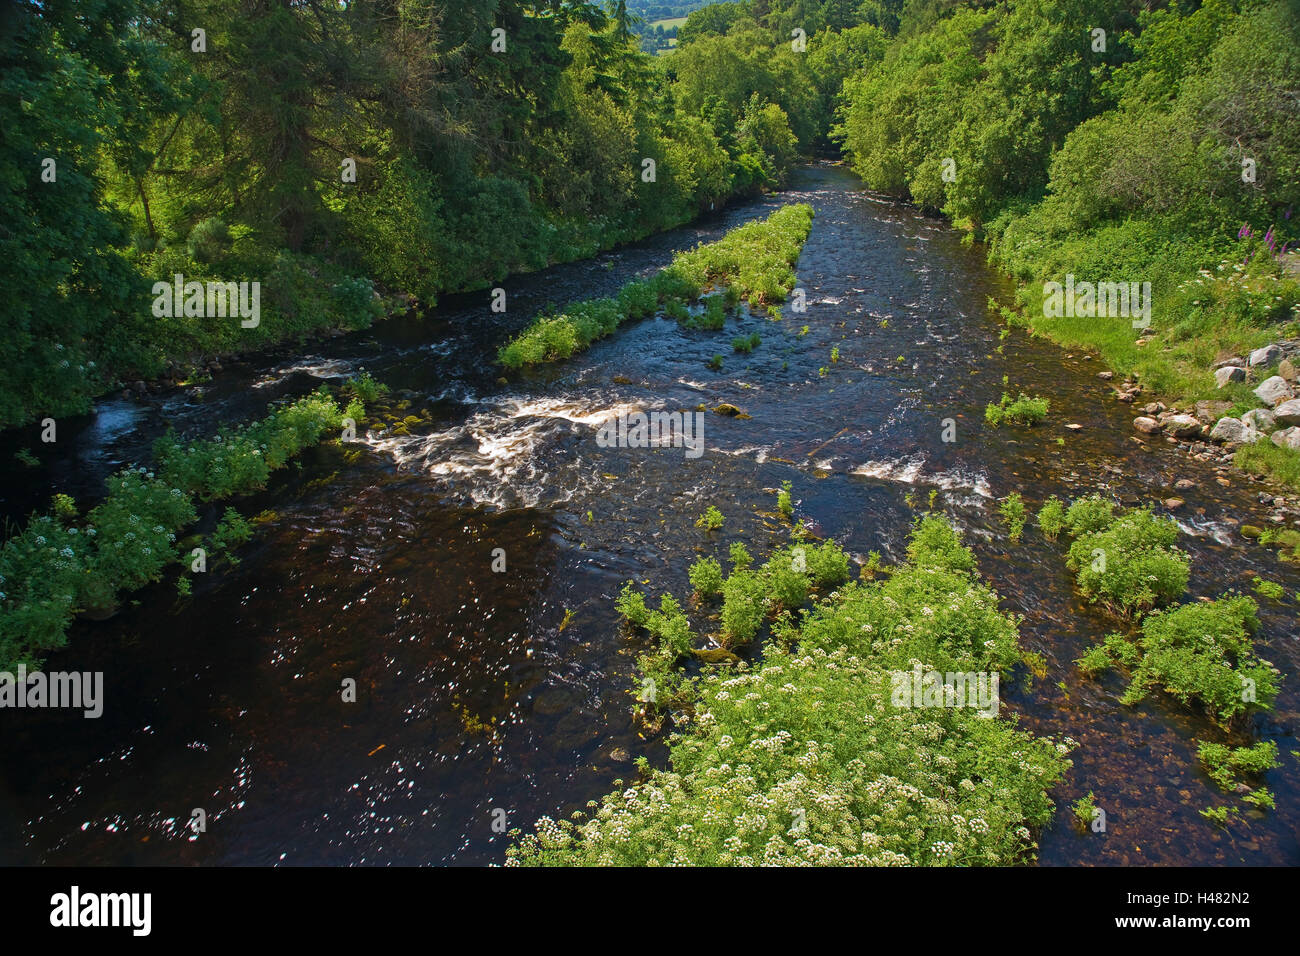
[2,164,1297,866]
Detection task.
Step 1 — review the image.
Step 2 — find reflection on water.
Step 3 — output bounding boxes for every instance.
[1,165,1296,866]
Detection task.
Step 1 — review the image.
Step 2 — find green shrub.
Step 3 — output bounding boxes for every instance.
[208,507,253,564]
[906,514,976,573]
[1253,578,1285,601]
[804,539,851,588]
[695,506,724,531]
[985,392,1049,427]
[728,541,753,571]
[615,583,651,627]
[646,594,695,660]
[1119,596,1278,723]
[720,569,766,647]
[331,277,384,330]
[777,480,793,520]
[1037,496,1066,540]
[1064,505,1189,616]
[999,493,1026,543]
[1197,740,1280,791]
[155,389,351,500]
[0,387,366,671]
[498,205,813,368]
[688,556,724,599]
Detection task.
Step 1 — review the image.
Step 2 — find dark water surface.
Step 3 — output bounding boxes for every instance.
[2,164,1296,866]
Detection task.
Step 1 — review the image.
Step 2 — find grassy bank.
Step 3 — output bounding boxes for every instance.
[498,204,815,368]
[0,383,373,672]
[507,515,1072,866]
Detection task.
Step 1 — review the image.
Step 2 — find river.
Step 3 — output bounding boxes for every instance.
[1,164,1296,866]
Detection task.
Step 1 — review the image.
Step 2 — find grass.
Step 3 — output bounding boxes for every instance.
[498,204,814,368]
[993,227,1300,489]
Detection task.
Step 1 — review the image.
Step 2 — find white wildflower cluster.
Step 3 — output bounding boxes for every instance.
[506,524,1071,867]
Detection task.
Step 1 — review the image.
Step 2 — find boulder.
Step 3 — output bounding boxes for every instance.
[1249,344,1283,367]
[1272,399,1300,427]
[1214,366,1246,388]
[1280,358,1298,383]
[1212,356,1246,369]
[1271,426,1300,451]
[1133,416,1163,435]
[1242,408,1275,433]
[1195,400,1233,423]
[1165,414,1203,438]
[1209,417,1250,443]
[1254,376,1295,407]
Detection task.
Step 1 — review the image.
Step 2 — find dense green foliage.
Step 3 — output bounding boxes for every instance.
[1060,496,1190,617]
[510,515,1072,865]
[1,0,816,429]
[0,388,364,670]
[1078,595,1279,724]
[834,0,1300,483]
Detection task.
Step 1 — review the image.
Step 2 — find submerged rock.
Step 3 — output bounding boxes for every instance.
[1133,416,1162,434]
[711,403,749,418]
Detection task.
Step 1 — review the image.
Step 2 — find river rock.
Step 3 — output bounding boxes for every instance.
[1249,344,1283,367]
[1143,401,1166,415]
[1272,399,1300,427]
[1098,371,1113,380]
[1164,498,1185,510]
[1164,414,1203,438]
[1254,376,1295,407]
[1215,366,1246,387]
[1272,426,1300,451]
[693,647,742,665]
[1174,478,1196,491]
[712,403,748,418]
[1280,358,1298,383]
[1133,416,1162,434]
[1195,400,1232,423]
[1209,417,1254,443]
[1242,408,1275,432]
